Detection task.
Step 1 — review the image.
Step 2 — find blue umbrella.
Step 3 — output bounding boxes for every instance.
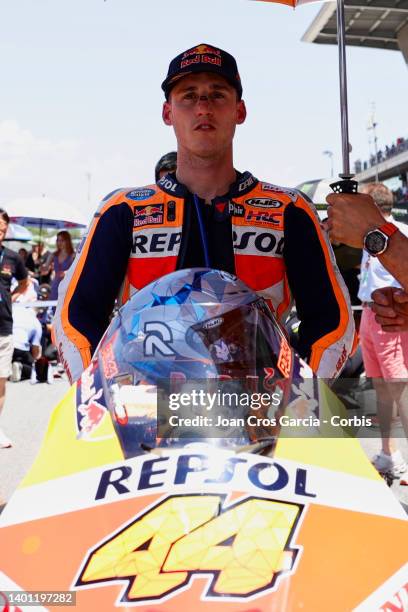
[4,222,33,242]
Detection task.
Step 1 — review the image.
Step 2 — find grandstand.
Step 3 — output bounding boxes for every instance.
[302,1,408,61]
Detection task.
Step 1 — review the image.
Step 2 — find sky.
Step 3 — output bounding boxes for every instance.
[1,0,407,222]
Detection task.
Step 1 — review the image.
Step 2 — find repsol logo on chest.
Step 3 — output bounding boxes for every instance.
[132,231,181,255]
[245,209,281,225]
[233,230,284,255]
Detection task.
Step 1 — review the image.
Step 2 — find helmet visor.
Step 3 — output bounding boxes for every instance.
[101,299,295,457]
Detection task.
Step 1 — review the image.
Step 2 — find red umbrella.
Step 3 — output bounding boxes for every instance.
[255,0,356,194]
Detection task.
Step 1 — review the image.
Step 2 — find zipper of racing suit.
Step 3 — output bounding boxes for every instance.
[193,193,210,267]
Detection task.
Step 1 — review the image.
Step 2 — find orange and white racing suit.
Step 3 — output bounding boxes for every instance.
[54,171,354,383]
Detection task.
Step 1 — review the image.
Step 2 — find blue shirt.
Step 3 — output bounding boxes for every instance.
[12,306,42,352]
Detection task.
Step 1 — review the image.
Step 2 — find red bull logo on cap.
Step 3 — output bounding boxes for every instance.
[181,45,222,70]
[182,44,221,58]
[134,204,164,228]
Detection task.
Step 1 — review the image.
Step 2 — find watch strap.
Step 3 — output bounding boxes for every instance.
[378,222,398,238]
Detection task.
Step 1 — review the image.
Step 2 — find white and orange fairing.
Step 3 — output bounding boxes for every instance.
[0,368,407,612]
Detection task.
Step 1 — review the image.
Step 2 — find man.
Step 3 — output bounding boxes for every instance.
[0,209,29,447]
[355,183,408,476]
[55,43,354,384]
[26,241,52,284]
[11,305,42,382]
[155,151,177,182]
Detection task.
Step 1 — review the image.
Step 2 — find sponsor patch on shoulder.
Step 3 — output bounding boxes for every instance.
[262,183,298,202]
[134,204,164,228]
[127,188,156,201]
[245,197,283,208]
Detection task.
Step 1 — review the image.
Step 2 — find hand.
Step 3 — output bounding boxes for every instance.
[40,264,51,275]
[371,287,408,332]
[326,193,384,247]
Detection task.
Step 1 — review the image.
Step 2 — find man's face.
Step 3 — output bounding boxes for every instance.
[0,219,8,245]
[162,72,246,159]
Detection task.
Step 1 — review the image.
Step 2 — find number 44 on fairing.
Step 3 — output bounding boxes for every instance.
[76,494,303,603]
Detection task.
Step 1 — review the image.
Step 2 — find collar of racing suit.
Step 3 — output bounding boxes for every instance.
[156,170,259,201]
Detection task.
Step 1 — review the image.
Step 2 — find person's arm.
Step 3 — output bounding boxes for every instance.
[283,194,355,379]
[53,191,133,383]
[11,256,29,301]
[40,254,54,277]
[326,193,408,290]
[376,231,408,290]
[11,277,29,302]
[30,318,43,360]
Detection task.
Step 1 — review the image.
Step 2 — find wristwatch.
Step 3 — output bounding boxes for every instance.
[363,222,398,256]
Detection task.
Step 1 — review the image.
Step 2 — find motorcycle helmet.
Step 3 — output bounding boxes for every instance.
[95,268,295,458]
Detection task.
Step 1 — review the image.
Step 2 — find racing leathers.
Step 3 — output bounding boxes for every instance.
[54,171,354,383]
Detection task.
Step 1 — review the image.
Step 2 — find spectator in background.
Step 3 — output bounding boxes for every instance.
[26,242,52,284]
[12,275,38,303]
[0,209,29,448]
[37,283,57,360]
[10,305,42,382]
[356,183,408,477]
[154,151,177,182]
[18,248,28,264]
[41,231,75,300]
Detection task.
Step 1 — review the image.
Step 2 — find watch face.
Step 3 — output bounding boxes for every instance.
[364,230,387,255]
